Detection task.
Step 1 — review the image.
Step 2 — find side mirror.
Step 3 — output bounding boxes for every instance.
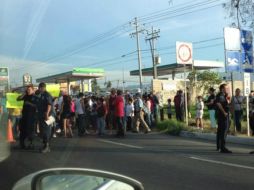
[12,168,144,190]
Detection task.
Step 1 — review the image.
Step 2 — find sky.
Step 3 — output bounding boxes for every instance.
[0,0,235,87]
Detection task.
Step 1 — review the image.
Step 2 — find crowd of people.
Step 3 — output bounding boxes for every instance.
[4,82,254,154]
[5,85,166,153]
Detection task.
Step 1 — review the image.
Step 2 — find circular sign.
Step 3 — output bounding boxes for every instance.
[178,44,192,63]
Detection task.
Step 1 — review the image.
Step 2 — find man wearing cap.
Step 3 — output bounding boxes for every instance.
[37,82,53,153]
[133,93,151,133]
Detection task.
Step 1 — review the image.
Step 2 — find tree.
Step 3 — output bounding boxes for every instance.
[91,78,100,93]
[196,70,222,95]
[223,0,254,29]
[187,69,197,88]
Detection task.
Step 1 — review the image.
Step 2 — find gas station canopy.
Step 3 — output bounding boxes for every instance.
[130,60,224,77]
[36,68,104,83]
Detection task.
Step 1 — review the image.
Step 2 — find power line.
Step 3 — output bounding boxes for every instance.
[32,42,224,79]
[12,0,225,73]
[13,27,132,71]
[143,3,224,25]
[139,0,219,22]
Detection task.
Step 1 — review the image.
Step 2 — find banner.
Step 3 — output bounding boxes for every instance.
[226,51,241,72]
[224,28,253,73]
[46,84,60,97]
[241,29,253,73]
[224,27,241,51]
[6,93,23,109]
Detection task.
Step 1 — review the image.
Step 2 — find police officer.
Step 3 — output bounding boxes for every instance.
[17,85,38,149]
[215,83,232,153]
[37,82,53,153]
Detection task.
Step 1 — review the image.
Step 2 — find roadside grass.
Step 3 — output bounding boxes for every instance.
[158,105,250,136]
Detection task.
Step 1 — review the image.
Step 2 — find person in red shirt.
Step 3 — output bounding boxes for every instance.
[114,90,125,137]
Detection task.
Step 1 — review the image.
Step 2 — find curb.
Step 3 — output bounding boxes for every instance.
[180,131,254,146]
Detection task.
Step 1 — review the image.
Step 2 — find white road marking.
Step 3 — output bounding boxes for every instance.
[190,156,254,170]
[98,139,143,149]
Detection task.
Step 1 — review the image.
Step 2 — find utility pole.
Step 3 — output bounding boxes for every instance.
[146,26,160,79]
[130,17,145,93]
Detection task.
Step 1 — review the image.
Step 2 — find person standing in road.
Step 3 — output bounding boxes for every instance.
[215,83,232,153]
[83,97,91,134]
[115,90,125,137]
[75,93,85,136]
[125,97,134,131]
[37,82,53,153]
[205,87,217,129]
[96,97,107,136]
[17,85,38,149]
[108,88,117,134]
[133,93,151,133]
[60,95,73,138]
[231,88,245,133]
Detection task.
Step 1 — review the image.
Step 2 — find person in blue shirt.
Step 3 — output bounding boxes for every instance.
[36,82,53,153]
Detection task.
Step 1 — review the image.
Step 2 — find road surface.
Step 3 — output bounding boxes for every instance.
[0,131,254,190]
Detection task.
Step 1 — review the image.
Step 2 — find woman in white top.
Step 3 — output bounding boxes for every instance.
[196,96,204,129]
[125,97,134,131]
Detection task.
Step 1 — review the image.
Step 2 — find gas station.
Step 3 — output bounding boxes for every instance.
[36,68,104,95]
[130,60,224,79]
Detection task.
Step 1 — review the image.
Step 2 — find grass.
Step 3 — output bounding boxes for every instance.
[159,105,250,136]
[157,119,187,136]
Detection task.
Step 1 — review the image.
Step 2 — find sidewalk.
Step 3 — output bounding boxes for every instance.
[180,130,254,146]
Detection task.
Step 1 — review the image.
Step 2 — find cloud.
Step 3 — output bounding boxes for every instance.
[0,54,143,88]
[23,0,51,59]
[0,55,72,87]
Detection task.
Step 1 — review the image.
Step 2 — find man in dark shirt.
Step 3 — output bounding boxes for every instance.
[215,84,232,153]
[37,82,53,153]
[17,85,38,149]
[108,88,116,133]
[206,87,216,128]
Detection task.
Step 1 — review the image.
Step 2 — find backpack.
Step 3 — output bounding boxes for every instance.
[134,99,141,113]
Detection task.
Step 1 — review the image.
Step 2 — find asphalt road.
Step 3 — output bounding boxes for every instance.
[1,130,254,190]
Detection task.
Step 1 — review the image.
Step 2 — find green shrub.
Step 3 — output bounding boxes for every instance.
[157,119,187,136]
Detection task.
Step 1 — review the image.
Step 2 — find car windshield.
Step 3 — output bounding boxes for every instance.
[1,0,254,190]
